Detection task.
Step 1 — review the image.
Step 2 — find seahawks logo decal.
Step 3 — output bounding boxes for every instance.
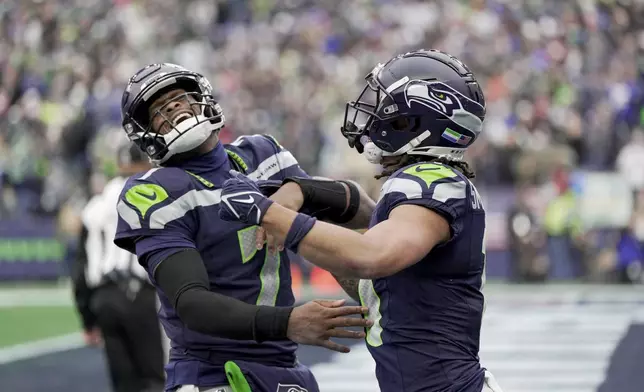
[276,384,308,392]
[404,80,484,134]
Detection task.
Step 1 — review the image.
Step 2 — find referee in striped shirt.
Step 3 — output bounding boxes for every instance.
[72,143,165,392]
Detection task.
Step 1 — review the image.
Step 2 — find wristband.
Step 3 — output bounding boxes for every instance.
[284,213,317,252]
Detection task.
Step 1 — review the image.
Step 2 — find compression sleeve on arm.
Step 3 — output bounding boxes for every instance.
[283,177,360,224]
[153,249,293,342]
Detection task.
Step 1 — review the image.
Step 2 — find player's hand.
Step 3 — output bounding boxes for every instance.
[84,327,102,347]
[255,226,284,252]
[287,299,372,353]
[220,170,274,225]
[255,182,304,251]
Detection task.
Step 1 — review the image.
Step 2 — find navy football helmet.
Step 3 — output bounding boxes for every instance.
[342,49,485,163]
[120,63,225,164]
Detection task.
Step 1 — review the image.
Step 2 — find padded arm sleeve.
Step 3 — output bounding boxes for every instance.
[283,177,360,224]
[153,249,293,342]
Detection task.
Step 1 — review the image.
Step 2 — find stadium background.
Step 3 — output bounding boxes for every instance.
[1,0,644,391]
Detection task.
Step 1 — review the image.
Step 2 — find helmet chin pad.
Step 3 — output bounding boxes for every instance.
[152,114,223,164]
[363,138,384,164]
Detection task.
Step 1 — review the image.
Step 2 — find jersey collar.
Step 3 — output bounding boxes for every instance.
[175,141,230,175]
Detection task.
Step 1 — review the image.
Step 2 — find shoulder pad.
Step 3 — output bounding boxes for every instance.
[392,162,461,182]
[117,167,191,230]
[262,134,284,150]
[225,134,279,175]
[225,134,300,181]
[380,162,467,203]
[228,134,282,150]
[129,167,193,195]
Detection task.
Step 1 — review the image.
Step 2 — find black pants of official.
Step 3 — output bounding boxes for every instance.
[91,283,165,392]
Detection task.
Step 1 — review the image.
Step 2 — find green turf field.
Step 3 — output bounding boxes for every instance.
[0,280,639,351]
[0,305,80,348]
[0,283,79,348]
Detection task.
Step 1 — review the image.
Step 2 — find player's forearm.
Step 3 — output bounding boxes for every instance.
[72,226,97,330]
[72,282,96,331]
[155,249,293,342]
[332,274,361,303]
[287,177,374,229]
[262,204,383,278]
[177,288,292,341]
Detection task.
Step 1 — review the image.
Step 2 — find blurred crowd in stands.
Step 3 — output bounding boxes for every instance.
[1,0,644,284]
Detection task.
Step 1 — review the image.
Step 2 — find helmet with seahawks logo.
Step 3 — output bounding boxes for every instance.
[120,63,225,164]
[342,49,485,164]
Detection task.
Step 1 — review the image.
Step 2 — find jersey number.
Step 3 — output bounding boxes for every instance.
[237,226,281,306]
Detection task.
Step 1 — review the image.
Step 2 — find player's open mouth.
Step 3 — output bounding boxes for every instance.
[172,112,193,126]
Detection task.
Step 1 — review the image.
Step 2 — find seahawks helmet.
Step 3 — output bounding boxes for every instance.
[342,49,485,163]
[120,63,225,164]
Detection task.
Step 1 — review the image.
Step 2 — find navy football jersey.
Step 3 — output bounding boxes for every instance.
[361,162,487,392]
[114,135,308,389]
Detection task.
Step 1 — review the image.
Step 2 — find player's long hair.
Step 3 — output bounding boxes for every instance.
[375,155,475,180]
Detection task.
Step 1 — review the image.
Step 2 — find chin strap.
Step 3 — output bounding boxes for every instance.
[362,130,433,164]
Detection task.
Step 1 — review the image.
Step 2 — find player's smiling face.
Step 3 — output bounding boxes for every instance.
[147,88,200,135]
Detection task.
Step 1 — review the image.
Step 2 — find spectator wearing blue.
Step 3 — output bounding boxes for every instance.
[615,218,644,284]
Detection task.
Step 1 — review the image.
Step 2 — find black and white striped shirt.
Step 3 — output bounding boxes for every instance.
[81,176,147,286]
[72,176,149,330]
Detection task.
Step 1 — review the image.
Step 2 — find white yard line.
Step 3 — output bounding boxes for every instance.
[0,283,640,307]
[0,333,84,365]
[0,286,72,308]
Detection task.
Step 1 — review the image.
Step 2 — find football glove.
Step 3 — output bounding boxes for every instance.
[219,171,274,225]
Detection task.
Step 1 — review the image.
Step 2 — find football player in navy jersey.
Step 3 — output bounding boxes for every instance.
[113,63,377,392]
[218,50,504,392]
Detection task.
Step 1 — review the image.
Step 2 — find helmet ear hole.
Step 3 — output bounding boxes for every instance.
[388,116,420,133]
[391,117,410,131]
